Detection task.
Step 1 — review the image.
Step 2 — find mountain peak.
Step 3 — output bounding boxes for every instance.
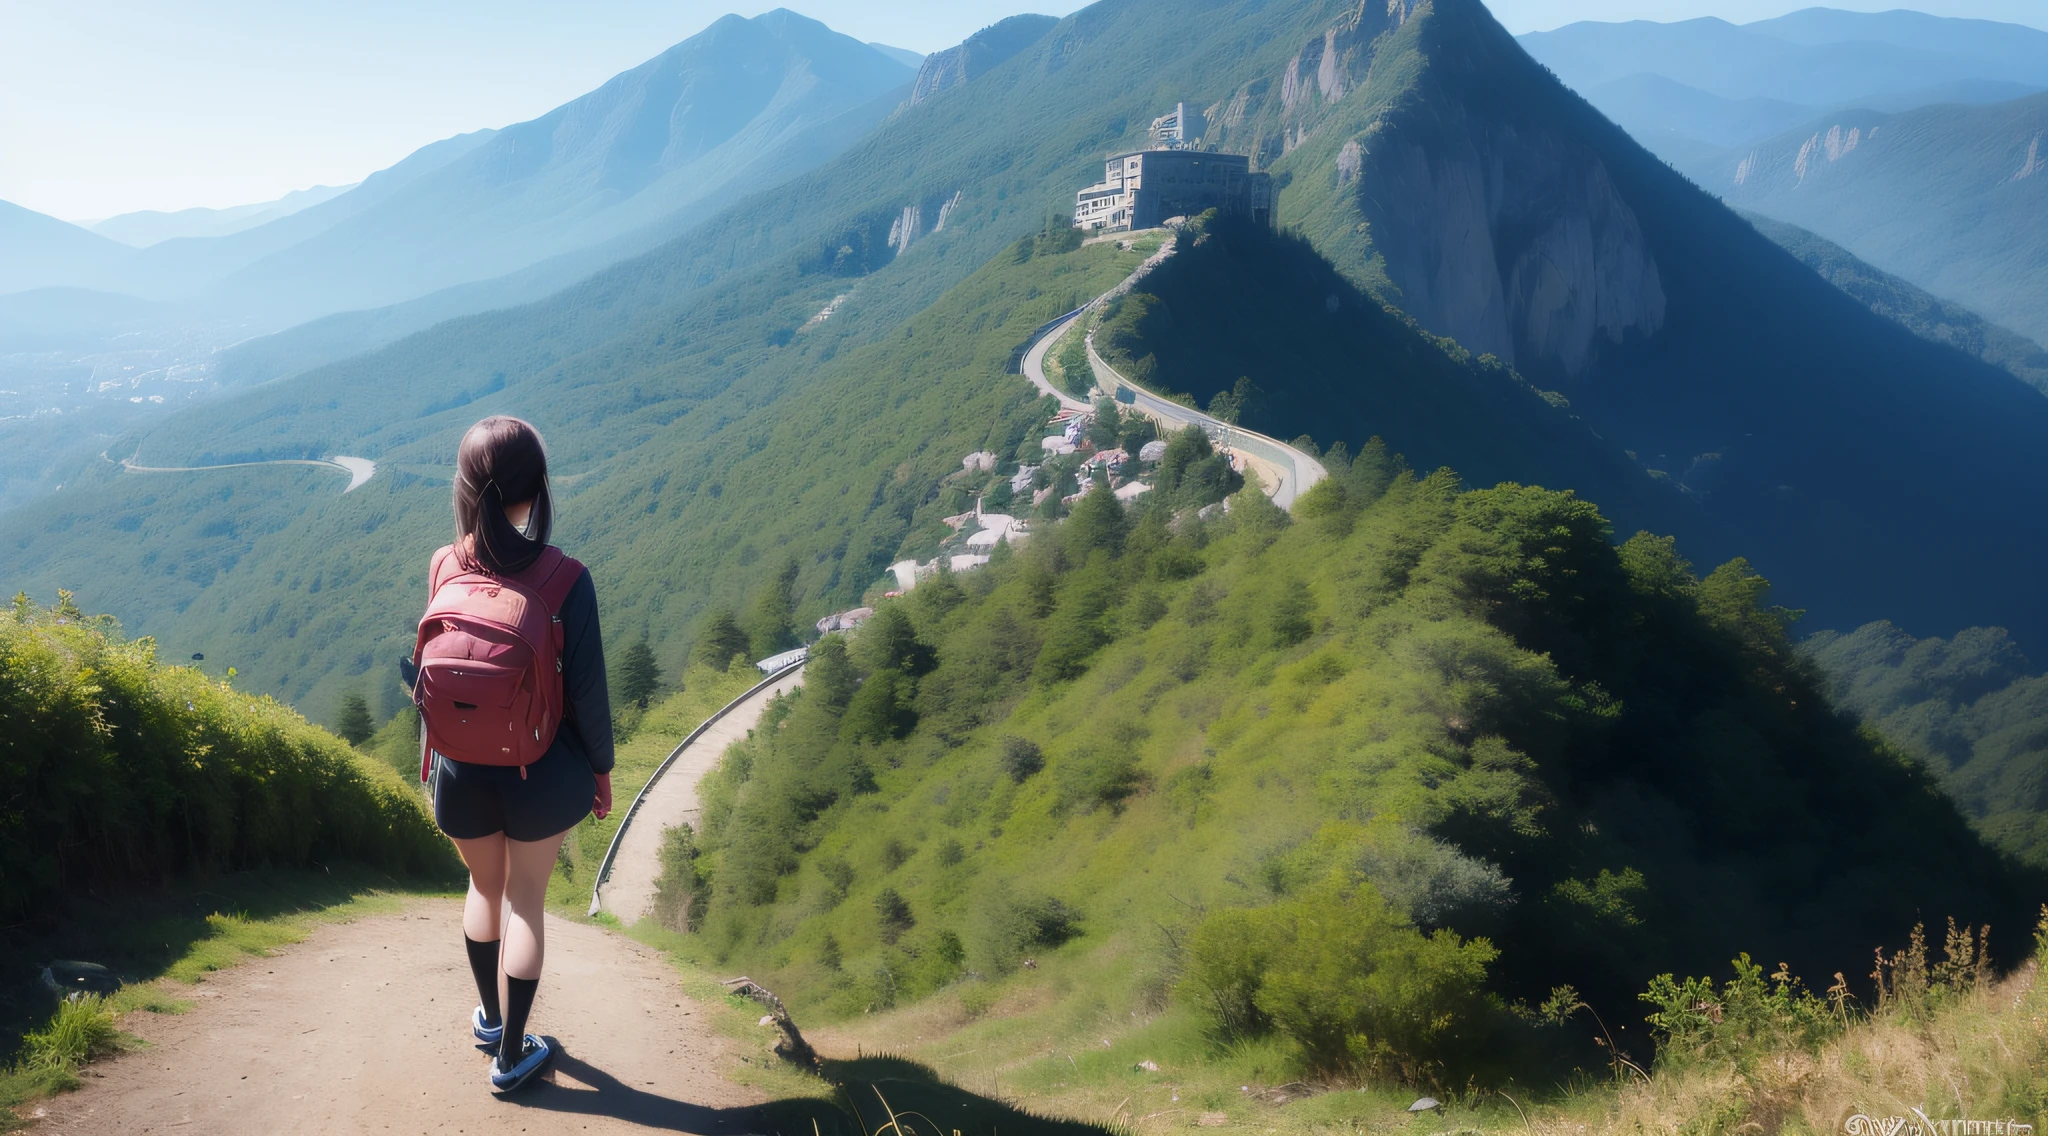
[909,13,1058,106]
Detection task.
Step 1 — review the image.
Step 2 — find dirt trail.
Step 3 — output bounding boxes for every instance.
[32,898,775,1134]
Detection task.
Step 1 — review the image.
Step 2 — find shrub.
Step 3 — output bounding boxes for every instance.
[1184,874,1499,1085]
[806,635,857,712]
[974,893,1084,972]
[651,823,709,933]
[816,856,855,906]
[1016,896,1082,948]
[856,606,924,675]
[883,839,914,871]
[843,669,917,744]
[617,636,663,709]
[0,595,454,917]
[1054,747,1147,815]
[695,609,751,671]
[998,736,1044,783]
[1640,953,1848,1073]
[1188,908,1271,1039]
[875,887,915,943]
[334,692,374,745]
[1351,829,1516,927]
[1270,578,1316,647]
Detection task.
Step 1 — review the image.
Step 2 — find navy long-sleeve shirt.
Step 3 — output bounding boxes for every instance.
[553,567,616,775]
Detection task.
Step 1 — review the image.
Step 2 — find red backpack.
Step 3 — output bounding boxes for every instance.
[412,543,584,782]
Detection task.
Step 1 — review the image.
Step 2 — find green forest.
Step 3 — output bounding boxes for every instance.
[664,448,2042,1088]
[1807,621,2048,867]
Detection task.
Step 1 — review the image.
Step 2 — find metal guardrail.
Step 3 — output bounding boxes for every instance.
[1008,306,1088,374]
[586,660,806,917]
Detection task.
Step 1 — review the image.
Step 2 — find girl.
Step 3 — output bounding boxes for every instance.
[411,415,614,1093]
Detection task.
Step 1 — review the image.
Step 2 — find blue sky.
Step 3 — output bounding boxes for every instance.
[3,0,2043,221]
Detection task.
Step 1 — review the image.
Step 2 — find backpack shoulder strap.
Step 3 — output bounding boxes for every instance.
[427,544,461,596]
[527,546,583,617]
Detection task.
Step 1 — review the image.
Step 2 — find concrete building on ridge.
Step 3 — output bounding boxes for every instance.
[1073,148,1273,233]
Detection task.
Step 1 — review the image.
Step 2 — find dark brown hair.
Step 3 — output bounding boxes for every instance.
[454,415,553,575]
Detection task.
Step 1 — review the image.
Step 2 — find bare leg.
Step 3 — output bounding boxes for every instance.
[452,834,511,941]
[452,834,510,1019]
[502,831,566,981]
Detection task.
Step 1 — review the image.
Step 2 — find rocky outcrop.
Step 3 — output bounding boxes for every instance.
[1357,121,1666,378]
[1194,0,1668,378]
[909,14,1059,106]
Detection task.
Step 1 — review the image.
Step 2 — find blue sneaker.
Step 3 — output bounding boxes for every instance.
[488,1034,553,1094]
[472,1006,503,1050]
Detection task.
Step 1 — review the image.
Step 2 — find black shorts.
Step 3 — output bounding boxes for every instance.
[431,743,594,843]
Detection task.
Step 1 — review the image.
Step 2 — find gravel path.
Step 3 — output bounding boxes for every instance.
[31,898,772,1134]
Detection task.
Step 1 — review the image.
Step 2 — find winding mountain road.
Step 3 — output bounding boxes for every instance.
[1018,233,1326,510]
[1084,335,1326,511]
[115,453,377,493]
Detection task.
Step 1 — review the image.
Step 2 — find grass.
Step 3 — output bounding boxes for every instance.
[0,864,448,1130]
[797,935,2048,1135]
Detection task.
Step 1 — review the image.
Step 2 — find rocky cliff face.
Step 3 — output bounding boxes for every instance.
[909,15,1059,106]
[1359,118,1667,376]
[1201,0,1667,379]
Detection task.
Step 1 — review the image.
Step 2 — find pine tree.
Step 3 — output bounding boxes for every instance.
[618,636,662,709]
[696,609,751,670]
[335,693,375,746]
[745,559,802,657]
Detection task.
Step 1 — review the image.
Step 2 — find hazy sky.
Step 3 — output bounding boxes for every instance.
[4,0,2043,221]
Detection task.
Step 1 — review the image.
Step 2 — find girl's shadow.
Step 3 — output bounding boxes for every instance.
[506,1041,1109,1136]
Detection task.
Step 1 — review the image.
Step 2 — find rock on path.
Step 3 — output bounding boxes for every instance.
[32,897,769,1134]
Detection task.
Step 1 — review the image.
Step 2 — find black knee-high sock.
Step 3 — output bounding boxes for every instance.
[463,936,502,1027]
[498,976,540,1070]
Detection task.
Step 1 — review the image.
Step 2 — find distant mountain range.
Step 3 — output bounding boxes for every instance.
[1528,6,2048,96]
[1739,211,2048,395]
[0,199,131,295]
[0,9,917,329]
[1679,93,2048,347]
[86,184,357,248]
[1521,7,2048,162]
[1518,7,2048,392]
[0,8,926,514]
